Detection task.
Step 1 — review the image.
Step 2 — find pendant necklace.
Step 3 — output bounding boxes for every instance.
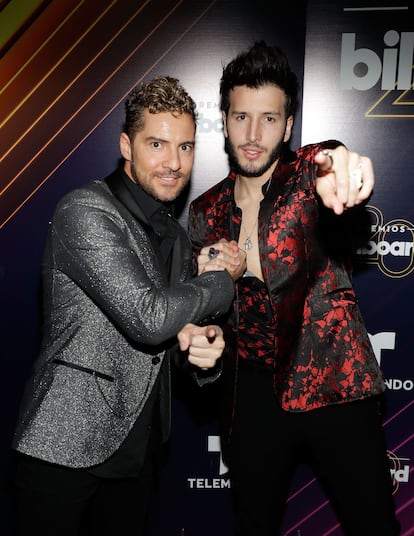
[241,219,257,250]
[238,175,272,251]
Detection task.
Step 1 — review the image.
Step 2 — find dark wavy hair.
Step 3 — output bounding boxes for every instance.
[220,41,299,119]
[124,76,197,140]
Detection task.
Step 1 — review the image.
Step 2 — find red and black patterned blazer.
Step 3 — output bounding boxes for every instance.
[188,143,385,415]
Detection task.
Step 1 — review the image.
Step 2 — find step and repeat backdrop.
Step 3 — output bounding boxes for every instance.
[0,0,412,534]
[301,2,413,532]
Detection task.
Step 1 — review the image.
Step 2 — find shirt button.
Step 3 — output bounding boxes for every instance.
[152,356,161,365]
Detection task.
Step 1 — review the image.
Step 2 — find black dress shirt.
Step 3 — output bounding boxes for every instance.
[89,172,180,478]
[123,171,178,272]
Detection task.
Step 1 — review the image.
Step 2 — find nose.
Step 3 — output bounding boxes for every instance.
[247,118,261,143]
[163,148,180,172]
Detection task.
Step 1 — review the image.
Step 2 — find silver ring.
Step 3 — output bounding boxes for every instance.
[208,247,219,260]
[350,164,363,189]
[322,149,334,167]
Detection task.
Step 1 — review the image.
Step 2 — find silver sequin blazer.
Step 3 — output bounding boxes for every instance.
[13,170,234,468]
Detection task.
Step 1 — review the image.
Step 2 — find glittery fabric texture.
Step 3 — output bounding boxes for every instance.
[13,172,234,468]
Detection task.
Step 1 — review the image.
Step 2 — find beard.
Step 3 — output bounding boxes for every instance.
[225,137,285,178]
[129,158,188,203]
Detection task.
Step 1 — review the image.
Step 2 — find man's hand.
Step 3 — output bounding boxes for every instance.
[315,145,375,215]
[177,324,225,369]
[198,239,247,281]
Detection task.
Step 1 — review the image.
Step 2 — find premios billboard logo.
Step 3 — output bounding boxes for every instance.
[388,450,411,494]
[196,99,222,134]
[340,30,414,118]
[355,205,414,278]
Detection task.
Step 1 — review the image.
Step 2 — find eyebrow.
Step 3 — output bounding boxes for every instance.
[145,136,195,145]
[231,110,282,116]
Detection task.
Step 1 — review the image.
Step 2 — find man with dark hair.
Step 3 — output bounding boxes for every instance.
[190,42,399,535]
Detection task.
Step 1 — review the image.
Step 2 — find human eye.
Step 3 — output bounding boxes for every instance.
[180,143,194,152]
[235,114,246,121]
[150,140,162,149]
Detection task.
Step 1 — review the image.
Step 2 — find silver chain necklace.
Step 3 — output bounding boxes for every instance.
[241,219,258,250]
[237,176,272,251]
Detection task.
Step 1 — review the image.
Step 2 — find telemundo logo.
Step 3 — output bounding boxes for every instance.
[187,436,230,490]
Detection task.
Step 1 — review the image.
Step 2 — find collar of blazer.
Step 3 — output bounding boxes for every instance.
[105,169,151,229]
[104,168,188,284]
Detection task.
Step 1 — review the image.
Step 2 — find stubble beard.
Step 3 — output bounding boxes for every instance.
[225,137,284,178]
[130,158,188,203]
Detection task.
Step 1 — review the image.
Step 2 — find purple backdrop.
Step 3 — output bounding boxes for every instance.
[1,0,412,534]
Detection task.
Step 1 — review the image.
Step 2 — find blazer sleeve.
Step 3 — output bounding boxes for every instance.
[48,188,235,346]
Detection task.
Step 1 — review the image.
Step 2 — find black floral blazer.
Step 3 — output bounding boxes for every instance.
[189,143,384,414]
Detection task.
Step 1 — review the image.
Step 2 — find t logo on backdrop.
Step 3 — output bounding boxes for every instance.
[186,436,230,490]
[208,435,228,475]
[369,331,396,366]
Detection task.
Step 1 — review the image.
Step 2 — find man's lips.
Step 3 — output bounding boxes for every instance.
[242,146,263,160]
[156,174,181,183]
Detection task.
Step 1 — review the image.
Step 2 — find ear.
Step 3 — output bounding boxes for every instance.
[283,116,294,143]
[119,132,132,161]
[221,111,229,138]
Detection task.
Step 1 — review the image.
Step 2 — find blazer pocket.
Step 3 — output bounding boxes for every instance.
[309,288,357,318]
[309,292,363,354]
[52,358,114,382]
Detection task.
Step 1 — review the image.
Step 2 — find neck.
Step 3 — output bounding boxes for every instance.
[235,174,272,207]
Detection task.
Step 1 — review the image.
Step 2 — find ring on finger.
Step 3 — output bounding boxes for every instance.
[350,164,363,189]
[322,149,334,167]
[208,247,220,260]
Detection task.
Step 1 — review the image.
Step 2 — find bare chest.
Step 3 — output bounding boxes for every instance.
[238,202,263,281]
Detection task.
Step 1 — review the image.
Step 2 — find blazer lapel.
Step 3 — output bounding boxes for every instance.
[105,170,150,228]
[105,170,169,281]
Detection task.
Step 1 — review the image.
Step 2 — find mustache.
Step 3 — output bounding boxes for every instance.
[239,142,266,151]
[156,172,183,179]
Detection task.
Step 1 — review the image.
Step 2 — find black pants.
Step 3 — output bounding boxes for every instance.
[226,363,400,536]
[10,442,159,536]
